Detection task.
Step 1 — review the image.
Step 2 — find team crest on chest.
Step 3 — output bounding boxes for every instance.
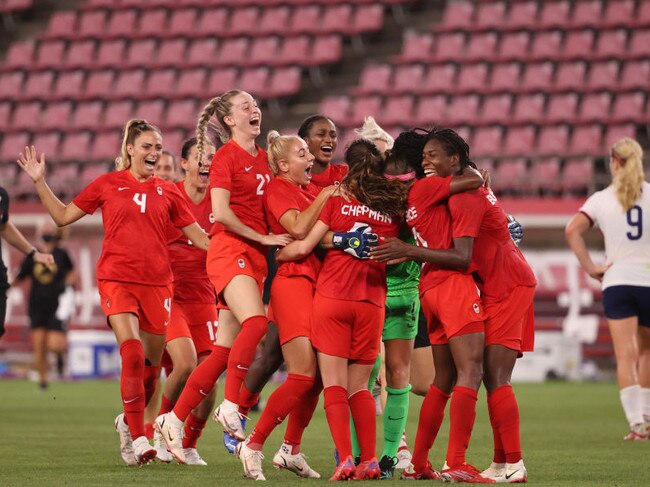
[156,186,163,195]
[209,213,216,224]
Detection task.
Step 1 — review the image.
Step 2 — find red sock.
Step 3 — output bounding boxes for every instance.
[120,339,146,439]
[349,389,377,462]
[247,374,314,450]
[488,385,522,464]
[145,422,154,440]
[239,383,260,416]
[412,385,450,471]
[182,412,208,449]
[143,364,160,405]
[446,386,478,467]
[225,315,268,403]
[488,394,506,463]
[324,385,352,460]
[158,394,175,416]
[173,345,229,421]
[284,378,322,454]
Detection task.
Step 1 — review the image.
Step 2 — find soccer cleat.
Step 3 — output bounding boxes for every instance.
[223,417,247,454]
[481,462,506,482]
[400,462,442,480]
[214,401,246,441]
[153,429,173,463]
[378,455,397,479]
[154,413,186,464]
[395,446,413,469]
[355,457,381,480]
[236,441,266,481]
[330,455,356,481]
[502,460,528,483]
[183,448,208,466]
[114,413,136,466]
[272,443,321,478]
[623,422,648,441]
[132,436,156,466]
[441,463,496,483]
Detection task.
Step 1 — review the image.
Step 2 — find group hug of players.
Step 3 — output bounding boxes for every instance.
[15,89,535,483]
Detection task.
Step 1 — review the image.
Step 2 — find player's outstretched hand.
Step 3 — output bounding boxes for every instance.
[369,237,410,264]
[34,251,55,271]
[17,146,46,183]
[332,225,378,260]
[261,233,293,247]
[507,214,523,246]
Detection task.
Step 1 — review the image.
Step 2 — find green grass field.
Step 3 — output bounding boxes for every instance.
[1,379,648,486]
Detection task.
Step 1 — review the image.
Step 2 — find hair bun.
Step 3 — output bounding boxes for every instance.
[266,130,281,146]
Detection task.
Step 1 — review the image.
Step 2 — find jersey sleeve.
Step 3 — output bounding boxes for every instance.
[209,147,233,192]
[579,192,601,227]
[266,184,301,223]
[0,187,9,225]
[166,183,196,228]
[449,192,485,238]
[318,197,335,227]
[73,175,105,214]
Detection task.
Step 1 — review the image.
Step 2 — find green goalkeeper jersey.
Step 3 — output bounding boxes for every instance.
[386,226,420,297]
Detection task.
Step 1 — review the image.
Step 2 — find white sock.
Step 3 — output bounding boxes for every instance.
[620,385,643,426]
[641,388,650,422]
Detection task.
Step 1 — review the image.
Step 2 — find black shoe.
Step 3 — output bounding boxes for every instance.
[378,455,397,480]
[354,455,361,466]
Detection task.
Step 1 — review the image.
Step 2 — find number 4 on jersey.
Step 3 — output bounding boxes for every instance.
[133,193,147,213]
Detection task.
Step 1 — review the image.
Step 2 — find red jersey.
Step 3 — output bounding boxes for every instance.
[449,187,537,299]
[167,181,216,303]
[308,163,348,195]
[73,170,195,285]
[405,176,455,294]
[209,139,271,236]
[264,177,322,282]
[317,195,399,306]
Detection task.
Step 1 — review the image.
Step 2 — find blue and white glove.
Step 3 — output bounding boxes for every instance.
[507,214,523,247]
[332,225,379,259]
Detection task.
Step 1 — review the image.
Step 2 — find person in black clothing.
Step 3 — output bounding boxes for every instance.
[14,221,73,389]
[0,186,54,340]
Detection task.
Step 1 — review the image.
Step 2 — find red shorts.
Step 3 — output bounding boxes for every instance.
[166,301,219,357]
[311,292,383,364]
[207,232,267,305]
[270,276,315,345]
[97,280,173,336]
[421,273,486,345]
[483,285,536,354]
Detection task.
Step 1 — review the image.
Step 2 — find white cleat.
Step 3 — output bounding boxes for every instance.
[502,460,528,483]
[272,443,321,479]
[624,422,649,441]
[214,400,246,441]
[133,436,156,466]
[153,429,173,463]
[395,447,413,469]
[114,413,136,466]
[154,413,186,464]
[236,441,266,481]
[481,462,506,482]
[183,448,208,466]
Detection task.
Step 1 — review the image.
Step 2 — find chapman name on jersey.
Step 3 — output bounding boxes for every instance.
[340,203,392,223]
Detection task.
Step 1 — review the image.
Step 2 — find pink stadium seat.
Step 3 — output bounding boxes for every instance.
[600,0,636,28]
[446,95,480,125]
[63,40,95,69]
[105,10,138,39]
[310,36,342,66]
[83,0,115,9]
[395,31,434,64]
[474,2,506,30]
[537,126,570,155]
[627,29,650,58]
[491,158,527,194]
[0,163,16,185]
[456,64,489,93]
[169,9,197,37]
[94,39,126,68]
[586,61,620,90]
[505,1,538,30]
[83,70,114,100]
[289,6,321,35]
[125,39,157,69]
[578,92,612,123]
[44,11,77,40]
[562,158,594,194]
[471,127,503,157]
[145,69,177,98]
[137,9,168,38]
[60,133,92,161]
[570,1,603,28]
[489,63,521,92]
[497,32,530,61]
[610,92,647,123]
[479,94,512,124]
[438,0,474,31]
[216,38,250,67]
[196,9,228,36]
[554,62,587,91]
[41,101,73,131]
[350,4,384,35]
[278,36,310,65]
[391,65,425,95]
[70,101,103,130]
[465,32,498,62]
[529,31,563,61]
[21,71,55,101]
[605,124,637,148]
[354,64,392,96]
[512,94,546,123]
[570,126,602,155]
[249,37,281,66]
[227,7,260,37]
[80,164,109,185]
[165,99,197,129]
[503,127,535,156]
[319,96,351,122]
[379,95,414,126]
[163,130,187,157]
[619,60,650,90]
[175,69,207,98]
[35,40,65,69]
[595,29,628,59]
[153,39,187,69]
[545,93,579,124]
[636,2,650,27]
[238,68,270,98]
[521,63,554,91]
[423,64,457,94]
[258,6,291,35]
[78,10,107,38]
[135,100,165,126]
[49,163,81,196]
[92,132,122,162]
[187,39,218,68]
[413,95,447,125]
[207,68,239,94]
[112,70,146,99]
[349,96,383,127]
[102,100,134,129]
[268,67,302,98]
[0,72,24,101]
[538,0,571,29]
[433,33,466,62]
[0,102,12,130]
[319,5,352,35]
[531,157,562,194]
[3,40,35,70]
[562,31,595,61]
[31,133,61,158]
[0,133,30,162]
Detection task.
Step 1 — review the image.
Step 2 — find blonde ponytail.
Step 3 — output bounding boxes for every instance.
[611,137,645,211]
[195,90,243,164]
[266,130,302,176]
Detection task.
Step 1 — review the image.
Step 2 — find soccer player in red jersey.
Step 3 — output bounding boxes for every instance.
[16,119,210,466]
[151,137,218,465]
[276,139,407,481]
[299,115,348,191]
[155,91,291,463]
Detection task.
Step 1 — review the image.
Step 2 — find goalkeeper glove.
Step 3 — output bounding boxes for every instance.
[507,214,523,247]
[332,225,379,259]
